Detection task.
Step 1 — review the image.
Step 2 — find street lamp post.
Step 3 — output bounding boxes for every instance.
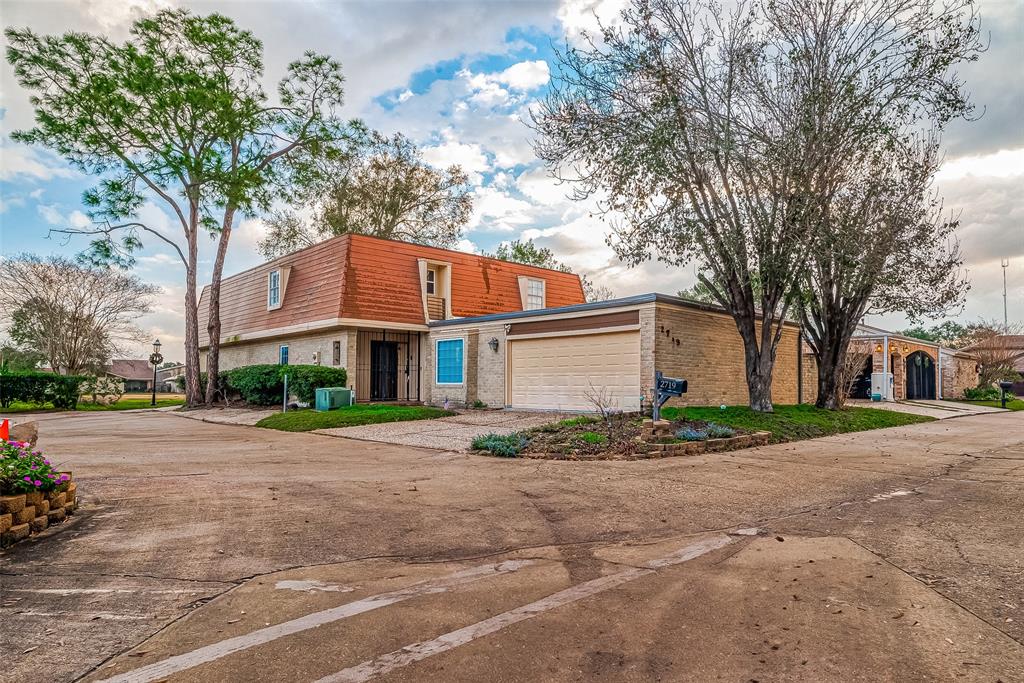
[149,339,163,407]
[1002,258,1010,329]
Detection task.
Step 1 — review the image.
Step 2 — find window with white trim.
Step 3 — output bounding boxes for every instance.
[267,270,281,309]
[435,339,464,385]
[426,268,436,295]
[525,278,545,310]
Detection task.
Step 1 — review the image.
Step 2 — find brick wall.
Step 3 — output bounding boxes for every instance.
[202,328,354,372]
[648,303,803,407]
[425,321,507,408]
[941,352,978,399]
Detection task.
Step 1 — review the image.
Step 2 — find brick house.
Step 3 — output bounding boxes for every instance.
[203,235,973,410]
[197,234,586,402]
[104,359,155,393]
[801,323,978,402]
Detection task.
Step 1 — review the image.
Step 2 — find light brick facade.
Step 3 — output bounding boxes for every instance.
[425,321,508,408]
[207,328,355,371]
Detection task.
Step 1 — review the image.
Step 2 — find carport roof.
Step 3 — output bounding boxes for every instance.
[429,292,802,328]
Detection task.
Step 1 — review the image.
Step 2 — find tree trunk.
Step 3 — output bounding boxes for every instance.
[182,208,202,408]
[735,314,776,412]
[205,205,236,405]
[815,351,845,409]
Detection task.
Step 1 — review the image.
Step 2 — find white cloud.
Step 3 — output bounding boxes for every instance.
[0,142,77,182]
[468,185,536,233]
[936,148,1024,182]
[557,0,629,44]
[494,60,550,90]
[454,238,479,254]
[37,204,64,225]
[421,132,490,180]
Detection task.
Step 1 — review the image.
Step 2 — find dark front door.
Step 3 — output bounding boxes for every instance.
[849,356,872,399]
[370,341,399,401]
[905,351,936,400]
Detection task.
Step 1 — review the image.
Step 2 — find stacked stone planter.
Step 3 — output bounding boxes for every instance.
[639,431,771,458]
[0,479,77,548]
[638,418,771,458]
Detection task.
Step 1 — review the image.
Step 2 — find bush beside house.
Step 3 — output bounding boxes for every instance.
[176,364,348,406]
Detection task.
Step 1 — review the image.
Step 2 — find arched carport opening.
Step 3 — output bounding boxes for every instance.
[905,351,936,400]
[848,355,873,399]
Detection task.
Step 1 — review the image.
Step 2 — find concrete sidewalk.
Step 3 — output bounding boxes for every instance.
[315,410,572,450]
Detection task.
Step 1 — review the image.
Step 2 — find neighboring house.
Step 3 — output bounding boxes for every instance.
[808,323,978,402]
[105,359,155,393]
[962,334,1024,395]
[156,363,186,392]
[198,234,587,403]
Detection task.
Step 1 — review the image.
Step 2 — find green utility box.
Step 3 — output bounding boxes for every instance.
[315,387,353,411]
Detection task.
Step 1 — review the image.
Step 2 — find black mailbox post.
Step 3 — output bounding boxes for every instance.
[999,380,1014,409]
[653,371,687,421]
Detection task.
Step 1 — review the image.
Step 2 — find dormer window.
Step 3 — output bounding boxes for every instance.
[525,278,545,310]
[267,269,281,310]
[426,268,436,295]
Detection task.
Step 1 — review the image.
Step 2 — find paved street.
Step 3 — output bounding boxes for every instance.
[1,410,1022,682]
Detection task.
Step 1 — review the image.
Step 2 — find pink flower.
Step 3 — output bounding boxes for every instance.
[23,476,31,482]
[33,480,42,487]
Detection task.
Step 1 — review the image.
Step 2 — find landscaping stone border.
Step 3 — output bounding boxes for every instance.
[0,478,77,548]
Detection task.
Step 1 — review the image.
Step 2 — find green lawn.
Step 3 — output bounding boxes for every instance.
[2,396,185,413]
[660,404,935,443]
[256,404,456,432]
[947,398,1024,412]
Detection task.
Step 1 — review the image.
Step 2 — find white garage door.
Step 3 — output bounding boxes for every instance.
[508,330,642,411]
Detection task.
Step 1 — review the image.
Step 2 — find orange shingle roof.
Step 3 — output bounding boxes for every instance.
[199,234,586,345]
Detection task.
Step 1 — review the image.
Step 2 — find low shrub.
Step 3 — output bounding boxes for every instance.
[704,422,737,439]
[675,422,737,441]
[675,427,707,441]
[80,375,125,405]
[471,399,488,409]
[1,439,70,495]
[223,365,284,405]
[472,433,529,457]
[963,385,1007,401]
[574,431,608,445]
[0,371,85,410]
[286,366,348,403]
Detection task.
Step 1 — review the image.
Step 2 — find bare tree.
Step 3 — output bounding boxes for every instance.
[0,255,157,375]
[534,0,833,411]
[961,321,1024,387]
[534,0,981,412]
[259,131,472,258]
[836,343,872,408]
[583,380,619,434]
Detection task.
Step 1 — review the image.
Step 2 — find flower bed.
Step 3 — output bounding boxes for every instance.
[472,415,770,460]
[1,438,76,548]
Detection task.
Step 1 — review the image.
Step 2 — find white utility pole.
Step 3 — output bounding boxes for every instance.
[1002,258,1010,329]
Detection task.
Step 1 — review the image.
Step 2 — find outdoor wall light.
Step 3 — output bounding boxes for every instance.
[902,344,909,353]
[875,343,883,353]
[488,337,499,353]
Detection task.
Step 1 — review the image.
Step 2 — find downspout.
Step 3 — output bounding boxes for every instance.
[796,329,804,404]
[882,335,889,401]
[937,346,944,399]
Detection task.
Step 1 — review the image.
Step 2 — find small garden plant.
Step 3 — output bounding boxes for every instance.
[674,422,735,441]
[471,433,529,457]
[1,440,70,495]
[574,431,608,445]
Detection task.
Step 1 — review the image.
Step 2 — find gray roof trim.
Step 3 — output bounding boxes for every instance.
[428,292,801,328]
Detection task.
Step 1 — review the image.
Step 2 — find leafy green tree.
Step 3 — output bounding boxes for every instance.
[259,131,472,258]
[900,321,969,347]
[0,345,46,372]
[6,10,351,405]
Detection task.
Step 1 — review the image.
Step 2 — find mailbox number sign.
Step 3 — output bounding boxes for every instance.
[653,370,687,421]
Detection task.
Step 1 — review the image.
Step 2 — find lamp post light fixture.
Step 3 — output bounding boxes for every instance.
[149,338,163,407]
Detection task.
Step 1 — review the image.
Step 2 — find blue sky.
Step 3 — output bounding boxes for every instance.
[1,0,1022,360]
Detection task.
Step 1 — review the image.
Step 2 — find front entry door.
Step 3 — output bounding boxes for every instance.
[905,351,936,400]
[370,341,399,401]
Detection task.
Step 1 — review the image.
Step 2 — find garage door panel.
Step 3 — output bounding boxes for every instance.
[508,331,641,411]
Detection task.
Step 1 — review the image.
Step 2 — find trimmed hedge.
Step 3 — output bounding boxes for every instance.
[0,371,86,410]
[220,364,348,405]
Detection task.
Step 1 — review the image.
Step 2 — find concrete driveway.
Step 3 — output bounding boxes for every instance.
[314,410,572,450]
[2,410,1022,682]
[848,398,1007,419]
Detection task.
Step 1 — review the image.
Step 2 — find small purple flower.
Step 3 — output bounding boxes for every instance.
[23,475,32,482]
[33,480,42,487]
[43,459,50,465]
